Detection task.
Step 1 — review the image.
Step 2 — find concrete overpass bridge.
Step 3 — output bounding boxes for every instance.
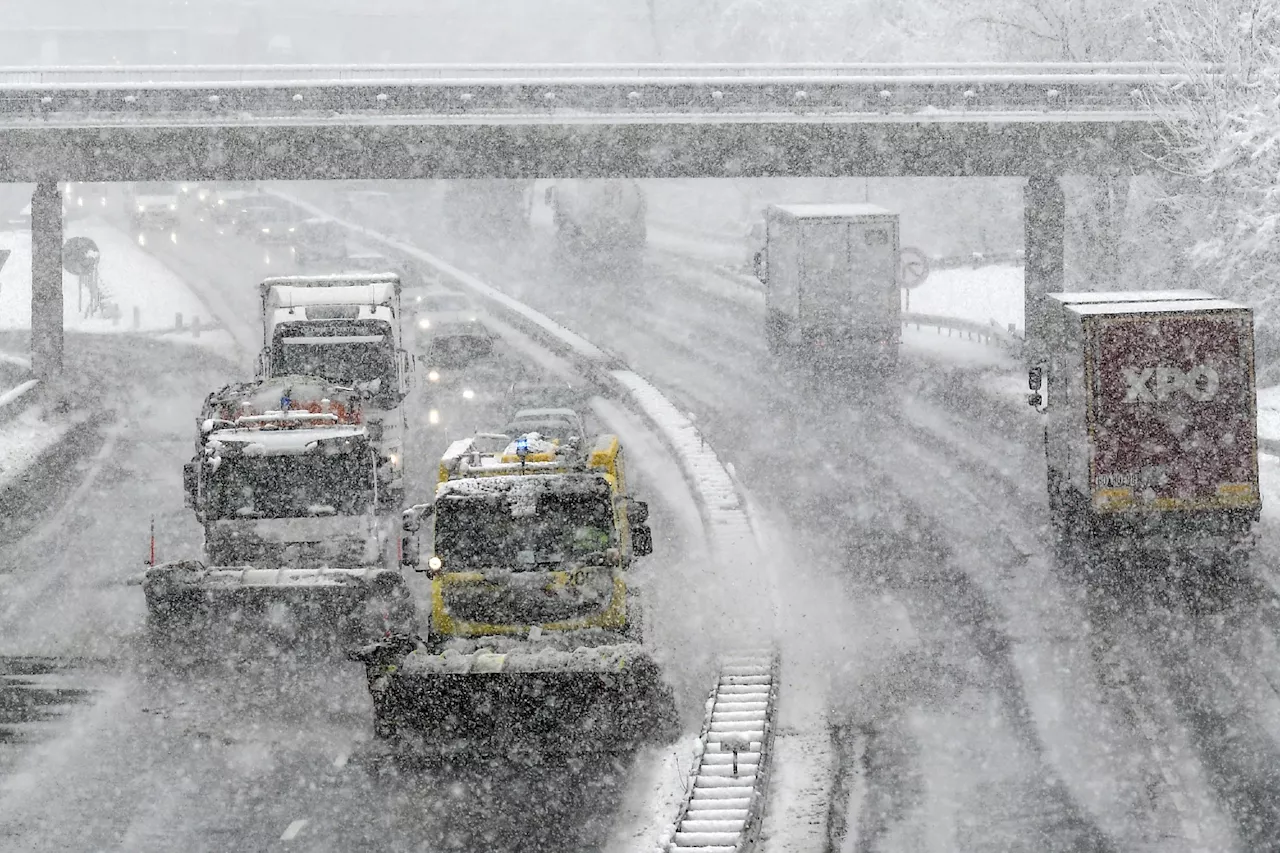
[6,62,1200,377]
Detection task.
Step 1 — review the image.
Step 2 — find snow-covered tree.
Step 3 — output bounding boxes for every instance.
[961,0,1156,61]
[1144,0,1280,321]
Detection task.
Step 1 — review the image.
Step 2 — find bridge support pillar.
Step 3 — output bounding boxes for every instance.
[1024,175,1064,386]
[31,180,64,380]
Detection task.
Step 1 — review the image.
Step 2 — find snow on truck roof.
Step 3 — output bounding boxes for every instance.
[207,423,367,454]
[261,273,400,289]
[1066,298,1250,317]
[265,283,398,309]
[1049,289,1219,305]
[769,203,894,219]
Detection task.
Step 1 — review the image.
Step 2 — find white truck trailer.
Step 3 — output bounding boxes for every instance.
[759,203,901,373]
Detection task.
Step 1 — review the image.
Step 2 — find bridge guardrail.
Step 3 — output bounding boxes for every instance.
[0,61,1213,86]
[0,64,1208,123]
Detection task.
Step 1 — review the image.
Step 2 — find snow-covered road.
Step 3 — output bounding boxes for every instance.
[292,182,1280,853]
[0,216,721,852]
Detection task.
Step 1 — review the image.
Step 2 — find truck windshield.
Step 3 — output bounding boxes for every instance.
[435,488,613,570]
[272,322,396,391]
[205,450,373,520]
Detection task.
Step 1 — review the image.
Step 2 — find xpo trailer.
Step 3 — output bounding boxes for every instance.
[760,203,900,373]
[258,272,413,507]
[1041,291,1260,567]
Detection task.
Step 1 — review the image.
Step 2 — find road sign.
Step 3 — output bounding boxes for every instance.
[899,247,930,289]
[63,236,100,276]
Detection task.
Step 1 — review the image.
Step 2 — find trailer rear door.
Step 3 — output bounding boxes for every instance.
[1083,302,1259,513]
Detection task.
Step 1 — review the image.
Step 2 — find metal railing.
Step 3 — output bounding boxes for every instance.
[0,61,1212,87]
[901,312,1024,357]
[0,62,1205,124]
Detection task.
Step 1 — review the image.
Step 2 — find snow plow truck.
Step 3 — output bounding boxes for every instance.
[257,272,413,508]
[1033,290,1260,570]
[139,376,414,645]
[349,430,676,757]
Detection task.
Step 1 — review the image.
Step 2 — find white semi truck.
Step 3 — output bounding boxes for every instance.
[257,272,413,507]
[758,203,901,373]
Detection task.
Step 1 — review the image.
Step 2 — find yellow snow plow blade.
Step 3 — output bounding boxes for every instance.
[350,637,677,757]
[141,560,414,645]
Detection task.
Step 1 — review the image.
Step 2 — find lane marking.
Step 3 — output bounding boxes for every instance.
[280,819,308,841]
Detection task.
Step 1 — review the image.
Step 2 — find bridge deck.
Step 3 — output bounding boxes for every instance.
[0,63,1195,125]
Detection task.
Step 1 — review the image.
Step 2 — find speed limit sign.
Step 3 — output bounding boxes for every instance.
[899,247,930,289]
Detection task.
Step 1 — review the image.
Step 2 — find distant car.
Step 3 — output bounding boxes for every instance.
[126,181,182,230]
[416,290,495,364]
[232,202,297,241]
[291,218,349,266]
[500,408,587,446]
[210,183,263,224]
[505,380,585,412]
[63,182,109,220]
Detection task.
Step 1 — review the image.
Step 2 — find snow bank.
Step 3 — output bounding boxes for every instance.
[0,403,69,493]
[907,264,1024,331]
[0,221,211,334]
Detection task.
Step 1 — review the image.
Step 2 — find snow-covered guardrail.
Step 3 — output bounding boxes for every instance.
[269,189,781,853]
[901,311,1024,357]
[0,61,1207,87]
[0,378,39,425]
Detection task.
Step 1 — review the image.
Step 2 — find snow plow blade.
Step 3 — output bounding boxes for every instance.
[351,638,678,757]
[141,560,414,645]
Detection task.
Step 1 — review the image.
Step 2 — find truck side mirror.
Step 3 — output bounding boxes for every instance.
[627,498,649,525]
[402,503,433,532]
[632,524,653,557]
[182,460,199,510]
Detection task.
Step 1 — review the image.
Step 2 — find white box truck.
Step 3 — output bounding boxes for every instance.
[760,204,900,371]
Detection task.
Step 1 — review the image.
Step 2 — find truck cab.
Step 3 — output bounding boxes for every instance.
[184,378,396,568]
[257,273,414,507]
[399,432,652,643]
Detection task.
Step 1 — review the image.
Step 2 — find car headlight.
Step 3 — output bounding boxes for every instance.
[418,318,430,330]
[217,199,225,206]
[462,388,475,400]
[262,227,271,233]
[467,316,477,323]
[288,227,295,232]
[427,370,440,383]
[428,408,440,425]
[136,205,145,213]
[169,203,177,211]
